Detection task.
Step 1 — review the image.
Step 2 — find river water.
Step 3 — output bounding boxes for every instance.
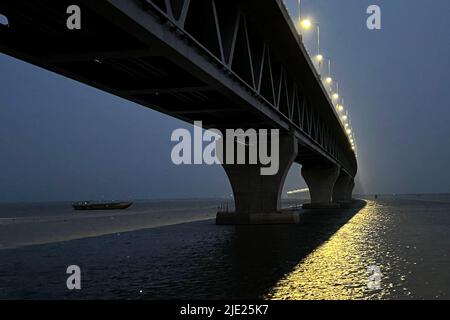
[0,195,449,299]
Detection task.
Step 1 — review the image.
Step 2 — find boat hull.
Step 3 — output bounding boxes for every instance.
[72,202,133,211]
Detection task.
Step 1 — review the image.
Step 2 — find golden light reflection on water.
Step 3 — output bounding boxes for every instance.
[266,201,391,300]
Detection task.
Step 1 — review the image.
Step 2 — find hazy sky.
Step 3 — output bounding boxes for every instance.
[1,0,450,202]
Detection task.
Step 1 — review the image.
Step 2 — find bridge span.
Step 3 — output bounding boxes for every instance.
[0,0,357,221]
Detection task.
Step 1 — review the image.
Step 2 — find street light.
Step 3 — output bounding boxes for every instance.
[326,59,333,86]
[297,16,322,75]
[300,18,312,30]
[315,23,321,75]
[295,0,310,35]
[331,81,340,101]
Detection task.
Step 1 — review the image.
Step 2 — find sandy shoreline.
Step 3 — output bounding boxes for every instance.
[0,207,217,250]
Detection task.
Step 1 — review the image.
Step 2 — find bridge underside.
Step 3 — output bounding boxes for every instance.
[0,0,357,222]
[0,1,265,129]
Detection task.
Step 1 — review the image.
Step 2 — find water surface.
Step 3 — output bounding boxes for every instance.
[0,196,449,299]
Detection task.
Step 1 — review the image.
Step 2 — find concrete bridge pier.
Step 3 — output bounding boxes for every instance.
[301,165,340,209]
[333,172,355,203]
[216,133,298,225]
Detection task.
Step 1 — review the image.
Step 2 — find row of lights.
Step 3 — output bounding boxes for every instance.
[289,0,357,154]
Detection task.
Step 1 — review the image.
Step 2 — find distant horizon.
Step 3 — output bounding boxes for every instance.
[2,192,450,205]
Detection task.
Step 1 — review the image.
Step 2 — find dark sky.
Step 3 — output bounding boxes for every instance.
[1,0,450,202]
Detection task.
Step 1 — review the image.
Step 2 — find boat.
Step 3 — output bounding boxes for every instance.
[72,201,133,211]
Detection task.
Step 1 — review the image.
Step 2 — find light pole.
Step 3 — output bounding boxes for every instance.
[338,97,345,112]
[332,80,339,101]
[298,18,322,76]
[324,58,333,89]
[314,24,322,76]
[297,0,305,38]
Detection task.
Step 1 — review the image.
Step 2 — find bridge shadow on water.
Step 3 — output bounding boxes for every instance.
[203,200,367,299]
[153,200,368,300]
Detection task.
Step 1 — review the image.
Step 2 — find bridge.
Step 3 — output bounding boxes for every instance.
[0,0,357,223]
